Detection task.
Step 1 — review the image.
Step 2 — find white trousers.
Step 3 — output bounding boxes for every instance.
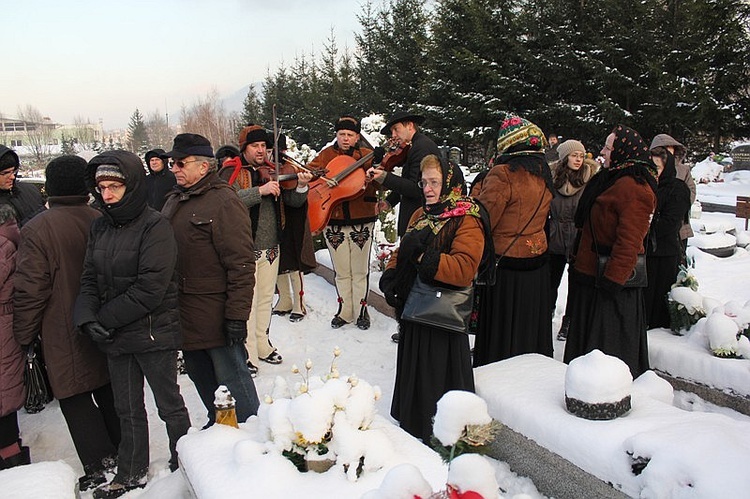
[245,246,280,365]
[324,222,374,323]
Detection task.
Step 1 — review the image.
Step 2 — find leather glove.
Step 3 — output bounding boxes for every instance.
[82,321,114,343]
[373,146,386,165]
[224,319,248,346]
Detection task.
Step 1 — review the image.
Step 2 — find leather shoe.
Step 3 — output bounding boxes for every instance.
[246,361,258,377]
[272,309,290,316]
[391,332,400,343]
[289,313,305,322]
[331,316,348,329]
[356,309,370,330]
[261,351,283,365]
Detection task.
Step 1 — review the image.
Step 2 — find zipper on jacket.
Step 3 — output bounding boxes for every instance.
[148,314,154,341]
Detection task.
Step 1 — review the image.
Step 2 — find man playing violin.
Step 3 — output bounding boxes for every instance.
[366,111,441,342]
[366,110,441,238]
[307,115,377,330]
[218,125,312,375]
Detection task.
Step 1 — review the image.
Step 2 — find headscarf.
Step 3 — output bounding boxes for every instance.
[382,158,486,313]
[408,156,480,236]
[494,115,554,194]
[574,125,658,228]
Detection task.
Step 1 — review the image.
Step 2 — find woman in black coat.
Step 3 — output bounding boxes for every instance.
[74,150,191,498]
[644,147,692,329]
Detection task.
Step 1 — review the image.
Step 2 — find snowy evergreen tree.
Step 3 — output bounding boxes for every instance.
[240,85,264,130]
[127,108,149,154]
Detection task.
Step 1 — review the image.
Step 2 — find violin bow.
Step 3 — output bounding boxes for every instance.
[272,104,280,199]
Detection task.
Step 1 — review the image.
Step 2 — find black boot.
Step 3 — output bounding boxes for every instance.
[557,316,570,341]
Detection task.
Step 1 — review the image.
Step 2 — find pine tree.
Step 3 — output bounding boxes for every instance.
[240,85,264,129]
[127,108,149,154]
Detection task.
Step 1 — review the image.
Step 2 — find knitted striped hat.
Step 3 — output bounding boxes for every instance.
[95,164,125,184]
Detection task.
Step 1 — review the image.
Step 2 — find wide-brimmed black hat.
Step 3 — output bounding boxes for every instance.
[380,111,425,135]
[165,133,214,159]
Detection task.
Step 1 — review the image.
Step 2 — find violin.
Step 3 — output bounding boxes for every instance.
[379,137,411,172]
[221,156,324,190]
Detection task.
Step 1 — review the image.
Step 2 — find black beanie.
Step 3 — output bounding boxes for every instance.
[45,155,89,197]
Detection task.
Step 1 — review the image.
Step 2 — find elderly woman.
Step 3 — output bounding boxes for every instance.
[473,116,555,366]
[380,155,486,443]
[563,125,657,377]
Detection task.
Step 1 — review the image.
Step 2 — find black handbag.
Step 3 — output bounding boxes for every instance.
[23,342,52,414]
[401,276,474,334]
[597,254,648,288]
[590,217,648,288]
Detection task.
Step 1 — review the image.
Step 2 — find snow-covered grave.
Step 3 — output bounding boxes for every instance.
[475,352,750,498]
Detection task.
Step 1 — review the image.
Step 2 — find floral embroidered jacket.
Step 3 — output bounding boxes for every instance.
[475,163,552,259]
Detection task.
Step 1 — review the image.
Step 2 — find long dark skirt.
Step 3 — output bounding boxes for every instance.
[563,270,649,378]
[390,320,474,443]
[473,260,553,367]
[644,254,681,329]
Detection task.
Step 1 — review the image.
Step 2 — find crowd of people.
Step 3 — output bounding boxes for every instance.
[0,111,695,496]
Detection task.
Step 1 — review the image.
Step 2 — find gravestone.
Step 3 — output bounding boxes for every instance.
[730,144,750,170]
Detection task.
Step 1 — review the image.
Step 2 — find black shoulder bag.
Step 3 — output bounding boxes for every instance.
[590,217,647,288]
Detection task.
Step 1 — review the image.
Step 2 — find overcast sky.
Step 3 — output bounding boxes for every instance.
[4,0,365,129]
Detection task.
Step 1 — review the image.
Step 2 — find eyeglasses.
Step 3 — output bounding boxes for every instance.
[0,168,18,177]
[568,152,585,159]
[95,183,126,194]
[417,179,441,190]
[169,159,201,169]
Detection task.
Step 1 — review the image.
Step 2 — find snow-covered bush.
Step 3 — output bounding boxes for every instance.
[706,311,741,358]
[691,157,723,183]
[257,348,388,479]
[668,263,705,334]
[430,391,498,463]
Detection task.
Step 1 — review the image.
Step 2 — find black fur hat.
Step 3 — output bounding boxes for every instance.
[45,155,88,197]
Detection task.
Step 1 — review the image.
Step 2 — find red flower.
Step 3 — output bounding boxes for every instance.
[530,136,539,146]
[509,116,522,126]
[500,119,511,129]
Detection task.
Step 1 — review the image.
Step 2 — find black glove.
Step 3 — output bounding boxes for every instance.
[373,146,386,165]
[82,322,114,343]
[224,319,248,346]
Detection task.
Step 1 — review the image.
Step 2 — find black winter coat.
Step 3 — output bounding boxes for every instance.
[145,168,176,211]
[0,146,46,226]
[74,150,180,355]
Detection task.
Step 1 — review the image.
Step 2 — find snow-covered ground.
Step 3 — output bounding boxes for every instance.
[3,170,750,498]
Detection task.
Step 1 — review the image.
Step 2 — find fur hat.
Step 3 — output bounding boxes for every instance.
[496,115,548,155]
[556,140,586,161]
[95,164,126,184]
[215,145,240,162]
[335,115,361,134]
[238,125,269,152]
[45,155,88,196]
[0,204,16,225]
[166,133,214,160]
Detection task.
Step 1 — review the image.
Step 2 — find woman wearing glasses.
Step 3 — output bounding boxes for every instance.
[74,150,191,499]
[379,154,487,443]
[547,140,599,340]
